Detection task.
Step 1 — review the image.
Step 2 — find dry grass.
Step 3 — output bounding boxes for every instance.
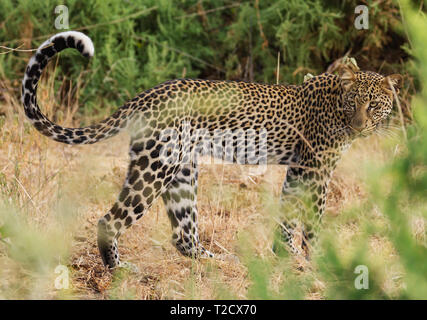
[0,75,420,300]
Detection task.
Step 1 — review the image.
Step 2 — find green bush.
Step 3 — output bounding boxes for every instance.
[0,0,408,117]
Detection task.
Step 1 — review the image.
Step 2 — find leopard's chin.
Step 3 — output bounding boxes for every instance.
[346,125,376,139]
[359,132,372,138]
[345,126,362,139]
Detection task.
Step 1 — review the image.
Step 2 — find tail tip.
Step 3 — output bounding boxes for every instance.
[47,31,95,57]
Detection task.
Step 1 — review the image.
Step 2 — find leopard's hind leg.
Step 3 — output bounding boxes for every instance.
[161,163,214,258]
[97,145,181,269]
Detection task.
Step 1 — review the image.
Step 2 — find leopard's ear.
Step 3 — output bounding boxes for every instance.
[338,65,356,91]
[382,74,403,94]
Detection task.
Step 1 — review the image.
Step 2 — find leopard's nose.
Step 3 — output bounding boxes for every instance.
[352,125,364,132]
[351,119,365,131]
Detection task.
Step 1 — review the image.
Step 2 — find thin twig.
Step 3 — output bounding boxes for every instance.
[214,240,232,255]
[388,78,407,141]
[0,44,36,54]
[175,3,240,19]
[13,175,43,216]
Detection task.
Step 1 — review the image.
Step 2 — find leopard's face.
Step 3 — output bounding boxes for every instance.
[340,68,402,137]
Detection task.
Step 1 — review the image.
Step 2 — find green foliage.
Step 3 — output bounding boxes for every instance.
[0,202,74,299]
[369,0,427,298]
[0,0,407,116]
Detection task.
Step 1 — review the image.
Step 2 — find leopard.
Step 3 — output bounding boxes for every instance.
[21,31,402,269]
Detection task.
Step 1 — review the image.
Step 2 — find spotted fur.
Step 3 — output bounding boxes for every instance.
[21,32,402,268]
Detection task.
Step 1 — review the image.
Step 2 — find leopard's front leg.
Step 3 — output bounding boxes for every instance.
[278,162,332,259]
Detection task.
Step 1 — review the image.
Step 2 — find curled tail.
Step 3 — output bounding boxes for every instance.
[21,31,127,145]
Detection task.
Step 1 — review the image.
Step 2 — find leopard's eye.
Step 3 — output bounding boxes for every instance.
[348,99,355,106]
[369,102,378,110]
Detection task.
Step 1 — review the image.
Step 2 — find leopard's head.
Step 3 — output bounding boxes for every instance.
[339,66,402,137]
